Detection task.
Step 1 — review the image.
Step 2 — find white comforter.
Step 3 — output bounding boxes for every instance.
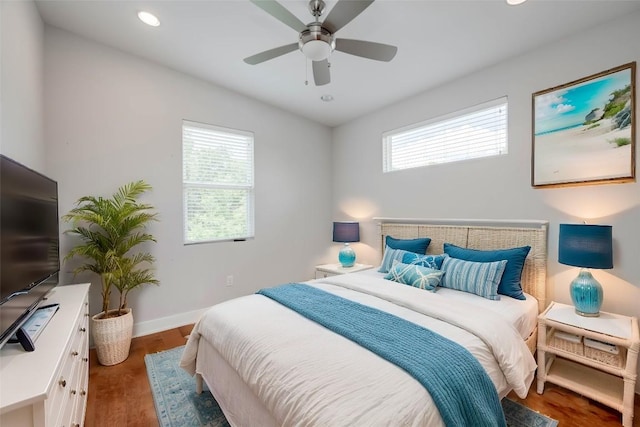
[181,272,537,426]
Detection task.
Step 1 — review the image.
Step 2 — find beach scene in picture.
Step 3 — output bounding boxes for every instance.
[533,65,634,187]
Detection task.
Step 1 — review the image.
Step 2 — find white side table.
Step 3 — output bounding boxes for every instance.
[315,263,374,279]
[537,301,640,427]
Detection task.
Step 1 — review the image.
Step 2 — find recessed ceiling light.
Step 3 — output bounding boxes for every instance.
[138,11,160,27]
[321,94,334,102]
[506,0,527,5]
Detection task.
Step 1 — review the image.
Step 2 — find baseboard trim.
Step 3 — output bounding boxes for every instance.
[132,308,207,338]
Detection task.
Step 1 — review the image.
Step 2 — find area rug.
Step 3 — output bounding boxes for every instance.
[145,345,558,427]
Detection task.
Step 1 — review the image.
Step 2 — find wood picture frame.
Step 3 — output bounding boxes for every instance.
[532,62,636,188]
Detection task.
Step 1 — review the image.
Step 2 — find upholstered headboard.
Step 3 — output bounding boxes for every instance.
[377,218,549,313]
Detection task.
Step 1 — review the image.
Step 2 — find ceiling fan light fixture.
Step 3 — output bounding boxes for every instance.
[299,24,334,61]
[138,11,160,27]
[302,40,332,61]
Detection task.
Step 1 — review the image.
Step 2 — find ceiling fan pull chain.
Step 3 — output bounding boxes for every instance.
[305,59,309,86]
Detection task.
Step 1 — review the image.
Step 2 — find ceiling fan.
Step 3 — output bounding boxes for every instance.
[244,0,398,86]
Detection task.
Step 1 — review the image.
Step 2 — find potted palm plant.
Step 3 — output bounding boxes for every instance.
[63,180,159,365]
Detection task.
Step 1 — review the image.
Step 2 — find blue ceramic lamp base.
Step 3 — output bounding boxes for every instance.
[338,243,356,268]
[570,269,603,317]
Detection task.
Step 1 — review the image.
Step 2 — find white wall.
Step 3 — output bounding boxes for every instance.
[43,27,333,335]
[8,0,640,392]
[332,10,640,388]
[0,0,44,170]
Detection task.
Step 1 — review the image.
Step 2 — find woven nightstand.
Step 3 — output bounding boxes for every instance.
[537,302,640,427]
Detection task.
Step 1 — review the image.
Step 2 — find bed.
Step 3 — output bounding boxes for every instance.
[180,219,548,426]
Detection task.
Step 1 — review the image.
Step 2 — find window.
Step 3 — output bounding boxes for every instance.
[182,120,254,244]
[383,97,508,173]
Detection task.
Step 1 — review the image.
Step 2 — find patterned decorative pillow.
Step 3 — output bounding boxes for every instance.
[378,246,412,273]
[443,243,531,300]
[402,252,446,270]
[440,255,507,300]
[384,261,444,292]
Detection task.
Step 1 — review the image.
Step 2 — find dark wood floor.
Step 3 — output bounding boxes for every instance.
[87,325,640,426]
[86,324,193,427]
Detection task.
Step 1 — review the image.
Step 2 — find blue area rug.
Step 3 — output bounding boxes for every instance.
[145,346,229,427]
[502,398,558,427]
[145,345,558,427]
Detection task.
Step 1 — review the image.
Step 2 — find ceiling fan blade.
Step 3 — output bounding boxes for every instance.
[244,43,299,65]
[312,60,330,86]
[335,38,397,62]
[250,0,307,33]
[322,0,374,34]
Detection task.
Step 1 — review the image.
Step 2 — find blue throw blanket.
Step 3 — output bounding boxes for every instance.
[257,283,506,427]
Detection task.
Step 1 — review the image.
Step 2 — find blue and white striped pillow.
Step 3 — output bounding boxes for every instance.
[378,246,411,273]
[440,255,507,300]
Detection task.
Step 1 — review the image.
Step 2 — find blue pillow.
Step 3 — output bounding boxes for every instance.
[386,236,431,255]
[384,261,444,292]
[378,246,412,273]
[440,256,507,300]
[402,252,446,269]
[443,243,531,300]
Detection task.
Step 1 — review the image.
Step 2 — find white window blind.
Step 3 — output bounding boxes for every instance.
[383,97,508,173]
[182,120,254,244]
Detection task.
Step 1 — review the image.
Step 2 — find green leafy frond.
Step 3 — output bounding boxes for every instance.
[127,252,155,266]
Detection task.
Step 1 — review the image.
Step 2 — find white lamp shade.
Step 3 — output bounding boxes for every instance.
[302,40,331,61]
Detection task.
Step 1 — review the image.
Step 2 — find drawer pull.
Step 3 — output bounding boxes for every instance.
[72,423,80,427]
[83,357,89,362]
[71,389,77,395]
[79,327,87,332]
[72,351,79,356]
[81,390,87,396]
[59,379,67,388]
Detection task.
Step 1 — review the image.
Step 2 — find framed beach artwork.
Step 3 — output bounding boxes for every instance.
[532,62,636,188]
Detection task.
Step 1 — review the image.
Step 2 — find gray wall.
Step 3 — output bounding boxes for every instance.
[43,27,333,335]
[332,10,640,380]
[1,0,44,169]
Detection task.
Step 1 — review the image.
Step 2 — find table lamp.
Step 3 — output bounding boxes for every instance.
[558,223,613,317]
[332,222,360,268]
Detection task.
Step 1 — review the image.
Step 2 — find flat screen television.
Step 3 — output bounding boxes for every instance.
[0,154,60,349]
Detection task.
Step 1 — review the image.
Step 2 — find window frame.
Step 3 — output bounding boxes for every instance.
[182,120,255,245]
[382,97,508,173]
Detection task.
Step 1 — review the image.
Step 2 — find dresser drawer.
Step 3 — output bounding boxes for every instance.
[46,293,89,427]
[315,270,337,279]
[46,342,76,426]
[71,357,89,427]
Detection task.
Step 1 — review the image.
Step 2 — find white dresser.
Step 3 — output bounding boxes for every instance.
[0,283,90,427]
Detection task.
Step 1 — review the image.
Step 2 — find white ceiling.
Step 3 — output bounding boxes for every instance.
[35,0,640,127]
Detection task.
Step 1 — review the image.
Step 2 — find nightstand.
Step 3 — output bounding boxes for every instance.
[315,263,374,279]
[537,301,640,427]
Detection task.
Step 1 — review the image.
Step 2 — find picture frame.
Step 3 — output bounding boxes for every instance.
[531,62,636,188]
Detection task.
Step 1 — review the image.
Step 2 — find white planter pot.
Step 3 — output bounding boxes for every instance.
[91,308,133,366]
